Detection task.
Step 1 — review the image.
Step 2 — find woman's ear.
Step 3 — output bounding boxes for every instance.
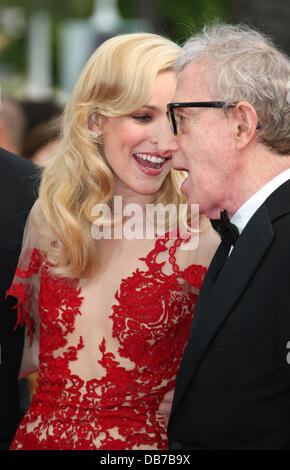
[88,112,105,134]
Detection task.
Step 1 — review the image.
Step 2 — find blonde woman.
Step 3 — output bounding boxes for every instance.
[7,33,219,450]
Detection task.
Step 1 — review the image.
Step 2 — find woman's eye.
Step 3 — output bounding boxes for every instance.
[132,114,151,122]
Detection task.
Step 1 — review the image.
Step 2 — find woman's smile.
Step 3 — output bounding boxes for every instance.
[132,152,171,176]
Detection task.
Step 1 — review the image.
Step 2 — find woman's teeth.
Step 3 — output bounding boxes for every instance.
[135,153,165,164]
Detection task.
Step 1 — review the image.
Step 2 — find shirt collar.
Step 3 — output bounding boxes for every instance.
[231,169,290,234]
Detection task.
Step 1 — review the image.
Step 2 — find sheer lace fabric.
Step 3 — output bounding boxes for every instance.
[7,202,207,450]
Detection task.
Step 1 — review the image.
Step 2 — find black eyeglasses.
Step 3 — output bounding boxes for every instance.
[166,102,237,135]
[167,101,262,135]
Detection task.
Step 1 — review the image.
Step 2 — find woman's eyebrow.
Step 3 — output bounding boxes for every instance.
[141,105,159,111]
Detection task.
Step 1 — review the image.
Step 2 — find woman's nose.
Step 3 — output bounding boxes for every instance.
[155,121,180,158]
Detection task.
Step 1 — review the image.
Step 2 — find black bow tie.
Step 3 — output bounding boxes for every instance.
[210,210,239,249]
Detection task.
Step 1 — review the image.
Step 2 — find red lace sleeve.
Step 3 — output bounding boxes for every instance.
[6,248,42,345]
[6,200,45,346]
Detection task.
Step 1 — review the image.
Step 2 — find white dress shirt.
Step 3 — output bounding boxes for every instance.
[229,168,290,254]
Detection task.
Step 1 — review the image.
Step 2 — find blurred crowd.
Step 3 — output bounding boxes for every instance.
[0,95,63,166]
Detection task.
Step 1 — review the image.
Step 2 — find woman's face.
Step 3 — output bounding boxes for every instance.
[96,71,178,199]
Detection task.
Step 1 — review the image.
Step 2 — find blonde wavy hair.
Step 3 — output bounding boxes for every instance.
[39,32,194,280]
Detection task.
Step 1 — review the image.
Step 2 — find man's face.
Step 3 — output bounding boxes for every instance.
[171,62,237,219]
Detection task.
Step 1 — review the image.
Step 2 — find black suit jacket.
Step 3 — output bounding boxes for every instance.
[0,147,40,449]
[168,179,290,450]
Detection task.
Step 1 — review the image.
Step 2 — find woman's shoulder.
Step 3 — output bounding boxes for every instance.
[174,216,220,271]
[25,199,56,255]
[196,220,220,267]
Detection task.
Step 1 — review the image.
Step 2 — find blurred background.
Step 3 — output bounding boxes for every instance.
[0,0,289,165]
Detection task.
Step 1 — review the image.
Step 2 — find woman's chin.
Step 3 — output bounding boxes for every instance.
[129,181,166,197]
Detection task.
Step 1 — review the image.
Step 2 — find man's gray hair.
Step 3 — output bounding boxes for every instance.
[175,24,290,155]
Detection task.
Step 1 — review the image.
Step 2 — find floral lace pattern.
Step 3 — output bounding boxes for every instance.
[7,233,207,450]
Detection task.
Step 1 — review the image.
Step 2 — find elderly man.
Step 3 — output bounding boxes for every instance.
[162,24,290,449]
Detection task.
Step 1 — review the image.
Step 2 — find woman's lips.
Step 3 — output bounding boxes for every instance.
[133,153,168,176]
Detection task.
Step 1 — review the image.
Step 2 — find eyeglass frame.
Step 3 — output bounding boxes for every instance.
[166,101,261,135]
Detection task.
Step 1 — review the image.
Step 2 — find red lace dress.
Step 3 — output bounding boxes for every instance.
[7,211,207,450]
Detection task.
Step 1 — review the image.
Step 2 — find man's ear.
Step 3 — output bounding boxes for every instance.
[231,101,259,150]
[88,112,105,134]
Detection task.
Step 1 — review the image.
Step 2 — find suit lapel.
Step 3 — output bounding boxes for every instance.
[171,203,274,416]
